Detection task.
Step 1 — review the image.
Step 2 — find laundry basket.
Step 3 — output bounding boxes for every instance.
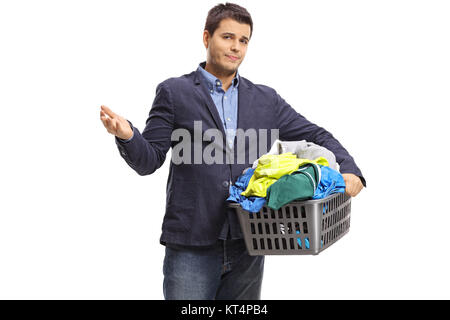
[228,192,351,256]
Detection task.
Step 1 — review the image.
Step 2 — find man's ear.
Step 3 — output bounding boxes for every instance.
[203,30,210,49]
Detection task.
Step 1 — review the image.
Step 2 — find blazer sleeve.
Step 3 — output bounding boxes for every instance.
[115,81,174,176]
[275,93,366,187]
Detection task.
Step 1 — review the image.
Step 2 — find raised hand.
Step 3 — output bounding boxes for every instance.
[100,105,133,140]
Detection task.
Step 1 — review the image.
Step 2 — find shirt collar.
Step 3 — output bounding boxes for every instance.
[197,61,240,91]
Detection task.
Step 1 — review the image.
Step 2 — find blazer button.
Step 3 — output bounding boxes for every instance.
[222,181,229,188]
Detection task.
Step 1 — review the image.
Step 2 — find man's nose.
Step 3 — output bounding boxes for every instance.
[230,39,241,52]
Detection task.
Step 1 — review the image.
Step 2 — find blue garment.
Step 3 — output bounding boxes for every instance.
[197,64,239,150]
[163,239,264,300]
[313,165,346,199]
[227,168,267,213]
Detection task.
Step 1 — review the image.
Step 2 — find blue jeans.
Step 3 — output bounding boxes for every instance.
[163,239,265,300]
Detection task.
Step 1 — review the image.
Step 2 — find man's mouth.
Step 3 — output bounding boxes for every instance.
[226,54,239,61]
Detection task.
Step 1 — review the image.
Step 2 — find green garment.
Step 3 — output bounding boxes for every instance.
[241,153,329,198]
[266,163,321,210]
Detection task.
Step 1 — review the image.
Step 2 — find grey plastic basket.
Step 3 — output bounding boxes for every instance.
[229,192,351,255]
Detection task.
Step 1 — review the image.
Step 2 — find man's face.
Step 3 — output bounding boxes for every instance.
[203,18,251,75]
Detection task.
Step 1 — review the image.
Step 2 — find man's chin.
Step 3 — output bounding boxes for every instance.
[222,63,240,74]
[210,60,241,75]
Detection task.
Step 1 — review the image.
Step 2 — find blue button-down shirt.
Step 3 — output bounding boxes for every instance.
[197,64,239,150]
[198,63,241,240]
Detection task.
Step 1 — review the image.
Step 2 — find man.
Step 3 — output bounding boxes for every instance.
[100,3,365,300]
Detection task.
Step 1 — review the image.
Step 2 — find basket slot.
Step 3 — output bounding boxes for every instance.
[303,222,308,234]
[250,223,256,235]
[323,203,328,214]
[287,222,293,234]
[270,209,276,219]
[301,206,306,218]
[267,238,272,250]
[258,223,263,234]
[293,206,298,218]
[275,238,280,250]
[280,223,286,235]
[260,238,265,250]
[285,206,291,219]
[282,238,287,250]
[265,223,271,234]
[305,237,310,249]
[289,238,295,249]
[297,237,302,249]
[262,206,269,219]
[272,223,278,234]
[252,238,258,250]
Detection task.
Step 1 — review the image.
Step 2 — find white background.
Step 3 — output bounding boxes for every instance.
[0,0,449,299]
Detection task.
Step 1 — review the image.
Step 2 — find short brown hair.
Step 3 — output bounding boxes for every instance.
[204,3,253,38]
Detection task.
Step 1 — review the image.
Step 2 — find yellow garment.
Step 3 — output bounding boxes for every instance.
[241,153,329,198]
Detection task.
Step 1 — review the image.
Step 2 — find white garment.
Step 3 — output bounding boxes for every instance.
[252,139,339,171]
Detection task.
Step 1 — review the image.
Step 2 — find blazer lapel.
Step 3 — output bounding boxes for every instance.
[236,77,254,131]
[193,71,226,139]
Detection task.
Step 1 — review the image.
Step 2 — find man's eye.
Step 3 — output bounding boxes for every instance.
[240,39,248,44]
[224,35,231,39]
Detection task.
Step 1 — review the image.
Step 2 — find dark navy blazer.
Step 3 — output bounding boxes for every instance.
[115,64,366,246]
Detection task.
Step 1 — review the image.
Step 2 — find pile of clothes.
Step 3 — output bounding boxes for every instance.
[227,139,346,213]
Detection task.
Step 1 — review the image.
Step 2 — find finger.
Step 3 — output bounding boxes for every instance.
[101,109,115,124]
[352,180,363,195]
[355,185,363,196]
[105,117,116,134]
[100,110,109,124]
[345,184,356,197]
[351,188,360,197]
[350,184,358,196]
[104,117,112,132]
[345,187,352,197]
[344,180,350,193]
[101,105,117,119]
[115,117,123,130]
[111,118,118,132]
[349,182,362,197]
